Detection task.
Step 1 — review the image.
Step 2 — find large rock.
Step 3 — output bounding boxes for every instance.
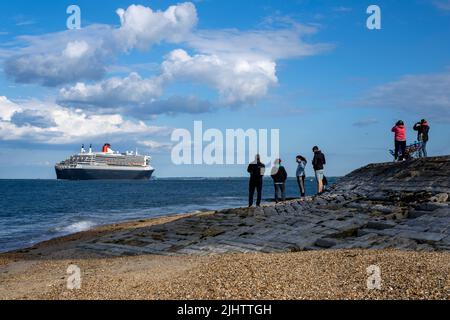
[80,156,450,256]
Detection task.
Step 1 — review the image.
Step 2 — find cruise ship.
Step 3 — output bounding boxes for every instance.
[55,144,154,180]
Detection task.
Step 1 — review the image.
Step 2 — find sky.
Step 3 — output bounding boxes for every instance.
[0,0,449,179]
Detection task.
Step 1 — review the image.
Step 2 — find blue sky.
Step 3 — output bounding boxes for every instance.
[0,0,449,178]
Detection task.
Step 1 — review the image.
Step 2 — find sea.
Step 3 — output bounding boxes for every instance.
[0,177,338,253]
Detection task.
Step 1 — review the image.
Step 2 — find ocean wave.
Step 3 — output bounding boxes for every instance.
[57,221,97,234]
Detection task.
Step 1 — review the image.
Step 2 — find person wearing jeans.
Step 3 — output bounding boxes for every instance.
[392,120,407,161]
[413,119,430,158]
[296,155,307,200]
[271,159,288,203]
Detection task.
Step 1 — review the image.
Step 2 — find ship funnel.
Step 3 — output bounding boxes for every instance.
[81,144,86,154]
[89,144,92,154]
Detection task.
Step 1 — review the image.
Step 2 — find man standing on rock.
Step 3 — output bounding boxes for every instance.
[312,146,326,195]
[413,119,430,158]
[247,154,266,207]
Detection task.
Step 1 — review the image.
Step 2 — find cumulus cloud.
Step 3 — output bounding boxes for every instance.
[4,28,111,86]
[58,48,279,111]
[58,72,164,110]
[115,3,198,51]
[58,70,211,116]
[359,70,450,122]
[3,3,198,86]
[161,49,278,105]
[3,2,330,115]
[11,109,57,128]
[0,98,171,145]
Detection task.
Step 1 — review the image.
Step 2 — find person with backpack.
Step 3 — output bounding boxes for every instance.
[392,120,407,161]
[247,154,266,207]
[296,155,307,200]
[312,146,326,195]
[413,119,430,158]
[271,158,288,203]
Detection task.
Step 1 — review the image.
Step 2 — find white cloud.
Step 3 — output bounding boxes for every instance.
[115,3,198,51]
[0,96,22,121]
[58,72,164,110]
[63,41,90,59]
[161,49,278,105]
[359,70,450,122]
[3,3,198,86]
[3,2,331,115]
[4,28,110,86]
[0,98,171,145]
[58,48,279,110]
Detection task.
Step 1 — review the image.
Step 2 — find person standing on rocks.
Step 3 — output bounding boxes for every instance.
[392,120,407,161]
[247,154,266,207]
[312,146,326,195]
[413,119,430,158]
[271,159,288,203]
[296,155,307,200]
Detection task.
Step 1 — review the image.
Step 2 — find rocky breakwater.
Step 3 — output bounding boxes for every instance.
[81,156,450,256]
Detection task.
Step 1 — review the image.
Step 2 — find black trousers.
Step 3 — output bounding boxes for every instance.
[297,175,306,197]
[249,178,263,207]
[394,141,407,160]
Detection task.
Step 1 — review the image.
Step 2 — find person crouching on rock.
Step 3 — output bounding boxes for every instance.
[312,146,326,195]
[247,154,266,207]
[271,159,288,203]
[392,120,407,161]
[296,155,307,200]
[413,119,430,158]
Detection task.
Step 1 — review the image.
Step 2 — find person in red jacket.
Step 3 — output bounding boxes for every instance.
[392,120,407,161]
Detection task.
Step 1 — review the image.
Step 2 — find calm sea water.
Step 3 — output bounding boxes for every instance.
[0,177,337,253]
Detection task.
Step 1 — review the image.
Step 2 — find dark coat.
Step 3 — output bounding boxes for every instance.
[312,151,326,171]
[247,162,265,181]
[413,122,430,142]
[271,166,288,183]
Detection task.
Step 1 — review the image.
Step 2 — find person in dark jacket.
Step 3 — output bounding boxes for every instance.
[413,119,430,158]
[271,159,288,203]
[247,154,265,207]
[312,146,326,194]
